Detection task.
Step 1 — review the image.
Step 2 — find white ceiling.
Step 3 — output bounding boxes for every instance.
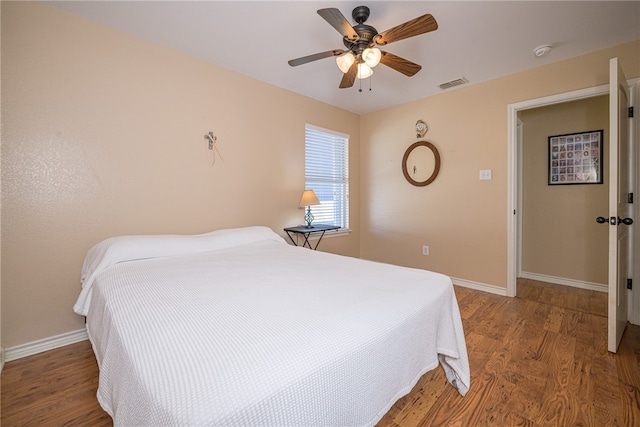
[45,1,640,115]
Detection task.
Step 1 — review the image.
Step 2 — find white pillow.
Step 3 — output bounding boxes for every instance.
[73,226,285,315]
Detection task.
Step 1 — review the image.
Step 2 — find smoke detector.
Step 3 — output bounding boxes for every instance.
[533,44,552,57]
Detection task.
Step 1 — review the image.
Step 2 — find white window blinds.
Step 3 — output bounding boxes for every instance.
[305,124,349,229]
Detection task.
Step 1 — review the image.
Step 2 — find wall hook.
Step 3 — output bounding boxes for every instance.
[416,120,428,138]
[204,132,223,166]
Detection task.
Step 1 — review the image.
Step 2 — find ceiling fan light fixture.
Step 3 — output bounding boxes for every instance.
[336,52,355,73]
[362,47,382,68]
[357,63,373,79]
[290,6,439,89]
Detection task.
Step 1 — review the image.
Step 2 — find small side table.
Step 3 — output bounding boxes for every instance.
[284,224,340,250]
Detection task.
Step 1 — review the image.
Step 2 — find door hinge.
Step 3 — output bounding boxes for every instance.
[629,106,634,118]
[629,193,634,204]
[627,279,633,290]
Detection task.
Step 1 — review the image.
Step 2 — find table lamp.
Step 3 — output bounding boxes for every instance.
[299,190,320,228]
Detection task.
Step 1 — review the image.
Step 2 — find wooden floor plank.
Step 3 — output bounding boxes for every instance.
[2,283,638,426]
[517,277,607,317]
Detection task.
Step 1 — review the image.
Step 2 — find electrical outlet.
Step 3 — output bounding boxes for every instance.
[422,245,430,256]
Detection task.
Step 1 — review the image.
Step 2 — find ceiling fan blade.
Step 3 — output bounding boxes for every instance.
[379,51,422,77]
[288,50,345,67]
[375,14,438,46]
[339,61,358,88]
[317,8,360,42]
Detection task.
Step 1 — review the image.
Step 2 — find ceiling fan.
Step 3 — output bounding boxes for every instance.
[288,5,438,89]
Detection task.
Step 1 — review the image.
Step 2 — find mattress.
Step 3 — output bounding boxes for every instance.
[76,226,469,426]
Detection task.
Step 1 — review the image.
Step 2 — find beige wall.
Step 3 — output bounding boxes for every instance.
[520,96,609,284]
[2,1,639,351]
[360,40,639,289]
[1,2,360,348]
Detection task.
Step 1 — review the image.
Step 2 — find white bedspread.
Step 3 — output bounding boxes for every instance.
[80,227,469,426]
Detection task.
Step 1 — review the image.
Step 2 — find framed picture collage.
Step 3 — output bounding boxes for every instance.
[548,130,603,185]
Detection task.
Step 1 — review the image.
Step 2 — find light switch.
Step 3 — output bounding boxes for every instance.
[479,169,492,180]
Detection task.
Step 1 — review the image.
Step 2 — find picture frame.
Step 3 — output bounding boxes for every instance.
[548,130,603,185]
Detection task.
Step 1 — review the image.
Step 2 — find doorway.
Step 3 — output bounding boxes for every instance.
[507,79,640,328]
[517,96,610,298]
[507,85,612,298]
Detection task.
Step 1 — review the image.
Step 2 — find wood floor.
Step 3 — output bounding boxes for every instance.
[2,283,638,426]
[516,277,607,317]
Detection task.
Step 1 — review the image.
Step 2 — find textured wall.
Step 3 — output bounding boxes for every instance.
[1,2,360,348]
[2,1,639,350]
[359,40,639,289]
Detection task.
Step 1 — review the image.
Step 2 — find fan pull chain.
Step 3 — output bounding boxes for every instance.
[358,76,373,93]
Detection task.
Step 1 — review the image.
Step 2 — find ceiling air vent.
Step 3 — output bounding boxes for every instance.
[438,77,468,90]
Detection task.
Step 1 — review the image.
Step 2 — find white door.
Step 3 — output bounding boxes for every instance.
[608,57,632,353]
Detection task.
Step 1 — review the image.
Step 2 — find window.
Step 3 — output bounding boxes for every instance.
[305,124,349,229]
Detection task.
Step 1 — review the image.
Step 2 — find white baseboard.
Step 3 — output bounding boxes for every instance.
[5,328,88,362]
[519,271,607,293]
[0,347,5,373]
[451,277,508,296]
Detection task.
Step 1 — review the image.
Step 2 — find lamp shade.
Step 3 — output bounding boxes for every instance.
[356,63,373,79]
[299,189,320,207]
[336,52,355,73]
[362,47,382,68]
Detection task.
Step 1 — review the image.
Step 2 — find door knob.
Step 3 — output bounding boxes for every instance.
[596,216,633,225]
[619,217,634,225]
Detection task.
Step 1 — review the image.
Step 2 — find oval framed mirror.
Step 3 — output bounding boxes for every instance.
[402,141,441,187]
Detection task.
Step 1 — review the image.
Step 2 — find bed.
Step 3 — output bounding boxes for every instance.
[74,226,470,426]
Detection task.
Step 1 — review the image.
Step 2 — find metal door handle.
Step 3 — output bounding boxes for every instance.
[619,217,634,225]
[596,216,633,225]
